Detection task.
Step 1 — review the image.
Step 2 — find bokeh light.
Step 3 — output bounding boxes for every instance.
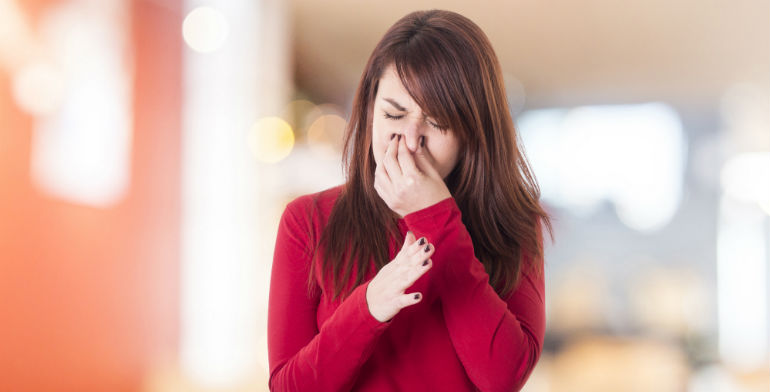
[248,117,295,164]
[182,6,229,53]
[306,113,346,159]
[301,102,344,134]
[517,102,686,232]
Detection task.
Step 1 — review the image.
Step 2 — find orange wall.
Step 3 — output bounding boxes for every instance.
[0,1,182,390]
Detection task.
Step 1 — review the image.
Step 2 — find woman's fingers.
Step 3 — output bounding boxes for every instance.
[391,235,434,287]
[404,231,416,247]
[396,231,416,259]
[374,159,391,202]
[413,241,434,267]
[375,157,390,184]
[375,157,391,192]
[401,292,423,307]
[366,234,433,321]
[400,234,434,262]
[403,234,419,251]
[399,256,432,291]
[394,242,433,290]
[406,236,433,257]
[383,134,403,181]
[412,137,441,179]
[397,134,420,177]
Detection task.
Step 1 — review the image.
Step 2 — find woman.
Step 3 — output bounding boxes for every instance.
[268,9,553,392]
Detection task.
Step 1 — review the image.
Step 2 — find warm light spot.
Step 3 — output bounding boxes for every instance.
[182,6,229,53]
[301,103,344,135]
[248,117,295,163]
[306,114,346,159]
[11,61,65,116]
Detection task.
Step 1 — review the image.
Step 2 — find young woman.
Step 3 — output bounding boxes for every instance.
[268,9,553,392]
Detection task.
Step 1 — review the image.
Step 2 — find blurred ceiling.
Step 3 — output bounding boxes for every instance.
[290,0,769,109]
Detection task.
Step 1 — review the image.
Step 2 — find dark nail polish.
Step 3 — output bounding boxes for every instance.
[390,134,395,140]
[422,259,429,266]
[420,135,425,147]
[424,244,430,252]
[418,238,425,246]
[414,293,420,300]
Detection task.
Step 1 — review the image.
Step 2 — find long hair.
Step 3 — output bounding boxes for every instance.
[306,9,554,302]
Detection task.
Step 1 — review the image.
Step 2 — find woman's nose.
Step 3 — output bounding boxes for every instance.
[399,123,423,153]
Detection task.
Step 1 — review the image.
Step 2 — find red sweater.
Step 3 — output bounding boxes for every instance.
[267,185,545,391]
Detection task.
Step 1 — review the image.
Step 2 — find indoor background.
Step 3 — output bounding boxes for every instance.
[0,0,768,391]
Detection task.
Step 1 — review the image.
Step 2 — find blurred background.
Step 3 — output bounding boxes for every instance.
[0,0,768,391]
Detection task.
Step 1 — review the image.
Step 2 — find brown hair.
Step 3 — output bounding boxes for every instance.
[306,9,554,302]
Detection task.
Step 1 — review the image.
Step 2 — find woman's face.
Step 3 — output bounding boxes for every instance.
[371,64,461,180]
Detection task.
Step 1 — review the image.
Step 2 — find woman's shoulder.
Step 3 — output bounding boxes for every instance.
[283,183,344,224]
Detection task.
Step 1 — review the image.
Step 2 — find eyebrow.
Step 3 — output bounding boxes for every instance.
[383,97,429,119]
[383,98,407,112]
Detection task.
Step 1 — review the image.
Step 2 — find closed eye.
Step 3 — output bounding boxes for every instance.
[383,112,403,120]
[383,111,448,132]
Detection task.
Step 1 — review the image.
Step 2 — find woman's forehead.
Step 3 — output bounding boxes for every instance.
[377,66,430,116]
[378,67,410,99]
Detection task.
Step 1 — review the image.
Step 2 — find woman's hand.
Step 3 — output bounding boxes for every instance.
[366,231,436,322]
[374,134,451,217]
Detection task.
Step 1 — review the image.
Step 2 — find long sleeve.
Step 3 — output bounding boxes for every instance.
[403,197,546,392]
[267,198,392,391]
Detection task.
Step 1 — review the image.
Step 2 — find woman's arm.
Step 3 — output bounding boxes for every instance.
[403,197,546,392]
[267,197,392,391]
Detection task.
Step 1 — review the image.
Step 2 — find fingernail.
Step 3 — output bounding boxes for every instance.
[407,231,412,237]
[414,293,420,300]
[418,238,425,246]
[424,244,430,252]
[390,134,395,140]
[419,135,424,147]
[422,259,429,266]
